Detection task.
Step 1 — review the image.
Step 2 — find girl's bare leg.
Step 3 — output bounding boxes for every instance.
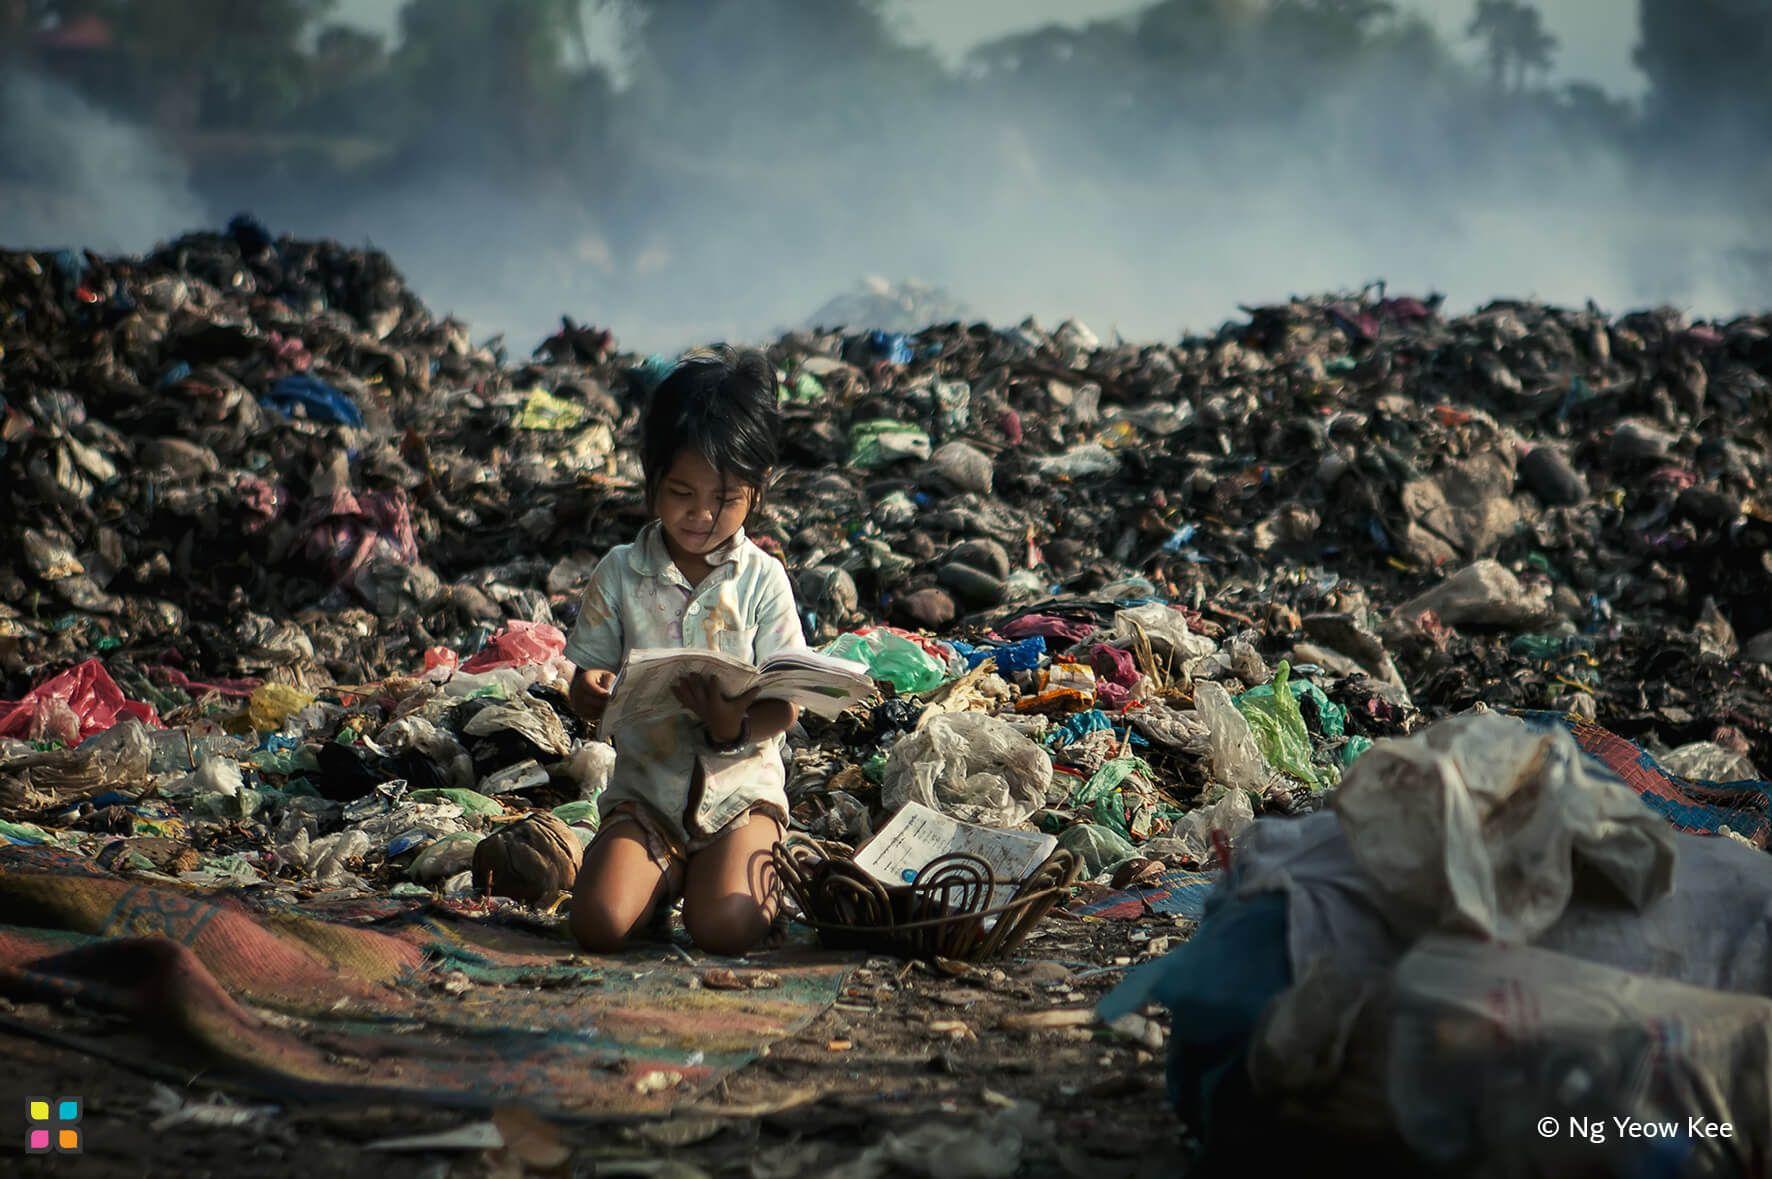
[569,823,682,952]
[681,813,782,957]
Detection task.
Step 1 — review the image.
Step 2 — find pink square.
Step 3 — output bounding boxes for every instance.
[29,1129,49,1150]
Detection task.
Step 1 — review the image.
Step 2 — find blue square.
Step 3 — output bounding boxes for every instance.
[57,1098,80,1121]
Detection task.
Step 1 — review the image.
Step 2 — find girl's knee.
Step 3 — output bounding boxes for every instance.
[684,894,771,957]
[569,895,631,953]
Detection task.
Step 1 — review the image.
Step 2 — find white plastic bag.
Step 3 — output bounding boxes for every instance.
[882,712,1051,827]
[1332,713,1676,941]
[1194,681,1278,795]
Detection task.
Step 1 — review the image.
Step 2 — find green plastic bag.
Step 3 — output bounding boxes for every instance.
[1509,633,1568,660]
[0,819,49,845]
[551,799,600,829]
[784,371,825,403]
[1066,755,1156,841]
[1235,662,1326,791]
[1057,822,1139,877]
[1341,735,1374,766]
[847,419,932,468]
[410,787,506,816]
[823,629,947,694]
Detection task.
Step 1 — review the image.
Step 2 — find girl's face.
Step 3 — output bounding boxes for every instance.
[654,449,758,558]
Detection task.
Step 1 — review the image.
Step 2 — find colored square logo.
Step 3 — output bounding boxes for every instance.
[26,1096,82,1153]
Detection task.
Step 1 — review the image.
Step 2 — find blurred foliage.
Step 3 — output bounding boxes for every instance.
[4,0,1768,241]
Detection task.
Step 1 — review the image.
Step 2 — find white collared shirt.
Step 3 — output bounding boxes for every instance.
[563,521,806,843]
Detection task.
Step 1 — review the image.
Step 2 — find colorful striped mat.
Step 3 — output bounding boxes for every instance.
[0,845,854,1117]
[1513,710,1772,847]
[1069,868,1221,921]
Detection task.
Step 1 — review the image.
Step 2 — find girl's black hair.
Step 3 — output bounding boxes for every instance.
[640,345,780,504]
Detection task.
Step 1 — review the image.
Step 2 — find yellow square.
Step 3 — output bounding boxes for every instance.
[58,1128,79,1149]
[29,1100,49,1121]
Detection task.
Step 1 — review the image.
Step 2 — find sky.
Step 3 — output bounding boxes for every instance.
[338,0,1647,97]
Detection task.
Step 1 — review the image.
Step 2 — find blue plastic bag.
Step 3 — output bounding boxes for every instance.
[261,373,364,427]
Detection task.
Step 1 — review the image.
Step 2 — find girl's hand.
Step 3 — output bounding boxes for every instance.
[569,668,616,723]
[672,673,759,745]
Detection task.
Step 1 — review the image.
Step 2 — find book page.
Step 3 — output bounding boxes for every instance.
[754,664,874,717]
[599,648,758,734]
[851,802,1058,911]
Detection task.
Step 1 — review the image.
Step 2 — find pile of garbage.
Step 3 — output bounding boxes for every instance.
[4,224,1772,911]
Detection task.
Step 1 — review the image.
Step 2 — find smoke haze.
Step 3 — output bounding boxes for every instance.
[0,69,206,257]
[2,1,1766,353]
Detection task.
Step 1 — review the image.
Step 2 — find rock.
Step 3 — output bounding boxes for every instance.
[1393,560,1552,631]
[1398,451,1519,564]
[1518,445,1588,505]
[892,586,958,630]
[1675,487,1738,527]
[927,441,994,495]
[944,538,1012,579]
[936,562,1006,609]
[799,565,859,620]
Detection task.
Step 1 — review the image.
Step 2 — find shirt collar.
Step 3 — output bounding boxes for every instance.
[627,520,749,579]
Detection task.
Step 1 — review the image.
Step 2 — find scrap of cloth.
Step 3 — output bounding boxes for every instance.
[0,845,854,1116]
[1514,710,1772,847]
[1069,868,1221,922]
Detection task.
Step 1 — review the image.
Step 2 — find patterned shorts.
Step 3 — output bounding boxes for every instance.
[600,799,788,877]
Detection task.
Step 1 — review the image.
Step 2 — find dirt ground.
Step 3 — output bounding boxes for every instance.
[3,912,1192,1178]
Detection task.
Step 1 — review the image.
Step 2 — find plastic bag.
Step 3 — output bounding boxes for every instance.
[948,635,1045,673]
[1195,681,1276,795]
[824,628,948,694]
[1660,740,1760,783]
[1392,559,1551,630]
[260,372,362,426]
[1253,936,1772,1175]
[459,619,566,672]
[1057,822,1140,878]
[848,419,931,468]
[162,750,244,799]
[373,716,475,791]
[1067,755,1156,840]
[927,441,993,494]
[1101,603,1217,666]
[558,740,616,803]
[0,659,160,744]
[406,787,505,816]
[1168,787,1256,865]
[247,683,316,732]
[1035,443,1121,479]
[1332,713,1677,942]
[407,831,482,883]
[1234,662,1327,791]
[881,712,1052,827]
[1127,701,1210,755]
[511,388,585,431]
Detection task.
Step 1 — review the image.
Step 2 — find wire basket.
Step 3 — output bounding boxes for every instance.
[771,833,1083,963]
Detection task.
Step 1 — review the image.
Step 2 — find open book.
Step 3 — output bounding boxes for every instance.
[599,646,875,736]
[851,802,1058,915]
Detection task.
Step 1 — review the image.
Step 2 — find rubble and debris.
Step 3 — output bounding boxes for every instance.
[9,227,1772,1172]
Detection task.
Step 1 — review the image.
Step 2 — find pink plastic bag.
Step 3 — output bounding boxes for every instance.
[301,486,419,583]
[460,620,567,672]
[999,613,1094,645]
[0,659,161,744]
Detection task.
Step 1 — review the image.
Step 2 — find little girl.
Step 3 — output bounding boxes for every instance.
[564,346,804,956]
